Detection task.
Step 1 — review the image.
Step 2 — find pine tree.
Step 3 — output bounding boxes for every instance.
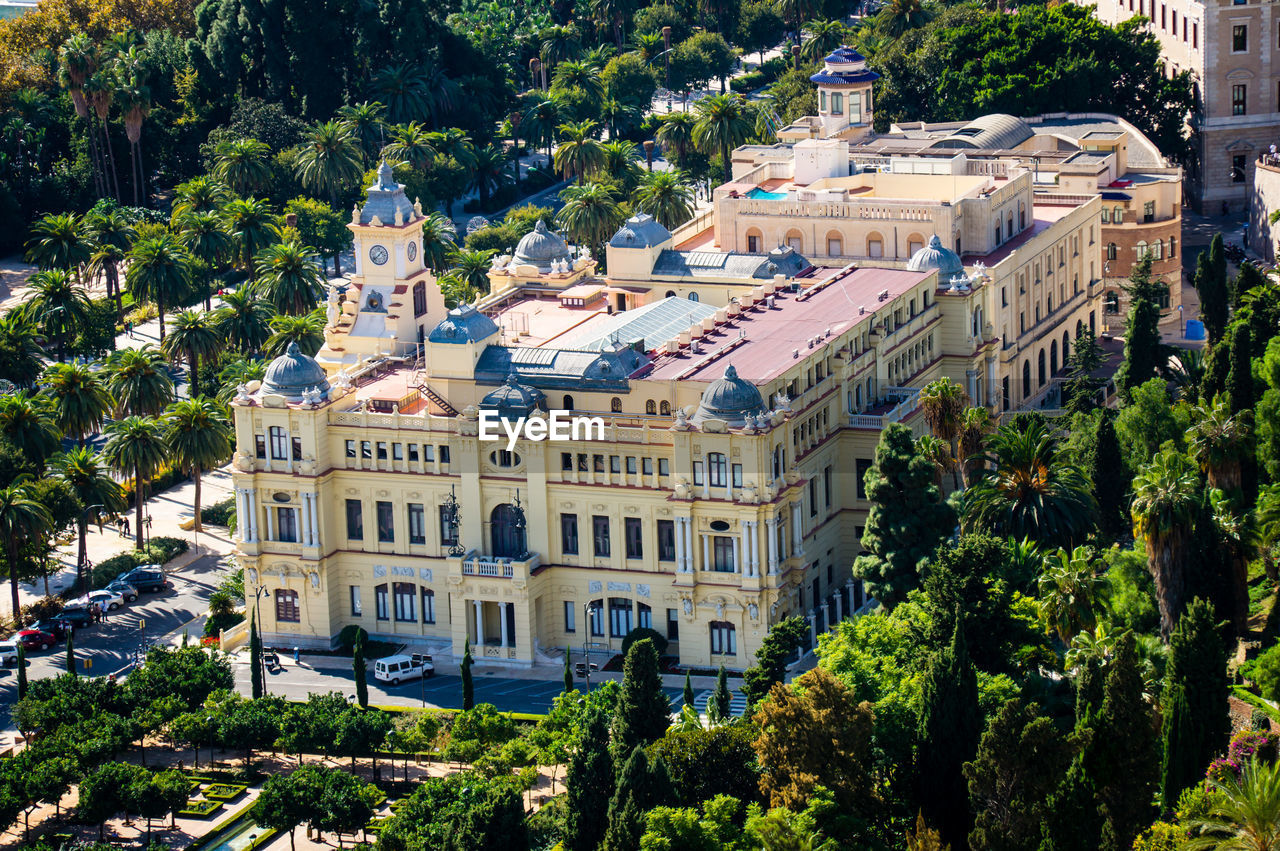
[563,653,573,695]
[602,746,670,851]
[65,633,75,676]
[16,643,26,699]
[1197,234,1229,344]
[353,631,368,709]
[682,670,695,710]
[742,616,807,707]
[564,704,614,851]
[1116,257,1167,399]
[1226,323,1255,416]
[917,618,981,851]
[461,639,474,711]
[1063,326,1105,417]
[1088,410,1129,541]
[853,423,956,607]
[249,611,264,700]
[609,638,670,763]
[1159,597,1229,810]
[708,664,731,723]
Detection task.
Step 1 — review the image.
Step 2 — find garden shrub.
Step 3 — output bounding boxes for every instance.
[201,497,237,528]
[621,626,669,657]
[1248,641,1280,702]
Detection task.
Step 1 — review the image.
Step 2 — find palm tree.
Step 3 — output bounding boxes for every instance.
[875,0,932,37]
[692,94,752,183]
[214,288,274,354]
[162,310,224,397]
[117,78,152,207]
[1185,758,1280,850]
[265,312,326,358]
[552,60,604,111]
[50,447,124,595]
[221,197,280,282]
[1036,546,1106,644]
[522,95,564,161]
[213,138,273,197]
[85,207,135,317]
[369,63,436,124]
[26,269,91,361]
[919,378,967,488]
[42,361,112,444]
[589,0,629,47]
[540,24,584,70]
[447,250,496,297]
[599,140,642,193]
[963,419,1097,549]
[83,68,121,200]
[800,20,848,61]
[164,398,232,534]
[296,120,365,207]
[1210,487,1259,633]
[774,0,817,40]
[336,100,386,164]
[172,175,230,216]
[599,96,641,140]
[126,232,193,341]
[427,128,475,214]
[419,213,457,274]
[957,406,994,487]
[381,123,437,172]
[58,34,105,196]
[914,434,952,492]
[104,346,174,418]
[556,182,624,261]
[175,210,233,310]
[254,240,326,316]
[25,212,91,283]
[0,315,47,389]
[632,32,664,64]
[635,170,695,230]
[103,416,168,551]
[656,112,696,166]
[0,480,52,626]
[216,359,265,404]
[469,144,509,211]
[1130,449,1201,639]
[0,393,60,468]
[554,119,606,183]
[1190,398,1253,494]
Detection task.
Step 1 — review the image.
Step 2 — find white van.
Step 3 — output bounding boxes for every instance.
[373,653,434,684]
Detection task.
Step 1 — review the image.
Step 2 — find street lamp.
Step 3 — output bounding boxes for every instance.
[662,26,671,93]
[254,586,271,696]
[442,485,463,556]
[581,600,600,693]
[143,514,153,550]
[510,489,528,559]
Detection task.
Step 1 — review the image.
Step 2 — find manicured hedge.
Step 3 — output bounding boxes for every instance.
[89,537,190,589]
[179,799,222,818]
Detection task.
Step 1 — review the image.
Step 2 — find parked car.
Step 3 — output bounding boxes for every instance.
[0,641,19,666]
[15,629,56,651]
[52,607,94,630]
[105,580,138,602]
[28,619,69,640]
[117,566,166,593]
[86,589,125,611]
[373,653,433,685]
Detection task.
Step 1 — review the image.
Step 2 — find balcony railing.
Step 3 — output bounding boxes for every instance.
[460,552,541,578]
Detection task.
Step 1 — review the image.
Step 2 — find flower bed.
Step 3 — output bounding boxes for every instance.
[179,799,223,818]
[203,783,248,802]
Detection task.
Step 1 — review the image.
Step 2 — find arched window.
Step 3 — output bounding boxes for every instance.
[645,400,656,415]
[825,230,843,257]
[563,394,574,410]
[660,401,671,415]
[710,621,737,655]
[1037,349,1047,387]
[421,588,435,624]
[1062,331,1071,364]
[866,232,884,258]
[1076,320,1085,337]
[907,233,925,254]
[665,290,677,298]
[1106,243,1117,261]
[746,228,764,254]
[1050,340,1059,375]
[688,292,699,303]
[1022,361,1031,398]
[489,504,526,559]
[785,229,802,253]
[1135,240,1148,260]
[1169,235,1177,260]
[610,397,622,413]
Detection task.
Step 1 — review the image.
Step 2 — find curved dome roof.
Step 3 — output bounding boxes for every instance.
[480,374,545,420]
[691,364,765,427]
[906,235,965,280]
[428,303,499,345]
[931,114,1033,151]
[262,342,330,401]
[609,213,673,249]
[810,44,880,86]
[512,220,572,272]
[358,160,416,226]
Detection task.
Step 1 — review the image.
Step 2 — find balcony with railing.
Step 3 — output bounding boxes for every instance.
[849,386,921,429]
[458,551,541,580]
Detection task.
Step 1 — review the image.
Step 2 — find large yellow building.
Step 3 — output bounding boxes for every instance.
[231,76,1109,669]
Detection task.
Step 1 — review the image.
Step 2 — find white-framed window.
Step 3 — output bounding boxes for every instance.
[708,453,727,487]
[710,621,736,655]
[269,426,288,460]
[609,597,633,637]
[393,582,415,622]
[349,586,362,616]
[421,588,435,624]
[564,601,576,633]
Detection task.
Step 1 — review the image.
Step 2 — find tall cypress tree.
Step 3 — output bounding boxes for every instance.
[563,653,573,695]
[1197,234,1229,344]
[1116,257,1167,399]
[602,746,671,851]
[609,639,670,763]
[1226,323,1255,415]
[1063,326,1105,417]
[249,611,264,700]
[853,423,955,607]
[460,639,474,710]
[1160,597,1229,810]
[353,631,368,709]
[564,704,614,851]
[708,664,731,723]
[682,670,695,710]
[917,618,981,850]
[1087,410,1129,541]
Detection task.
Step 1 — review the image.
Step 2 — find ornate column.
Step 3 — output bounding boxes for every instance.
[248,490,259,543]
[846,578,858,612]
[966,368,978,403]
[473,600,484,645]
[674,515,686,572]
[823,599,832,633]
[235,489,247,543]
[264,503,274,542]
[833,588,842,622]
[702,533,711,572]
[684,518,696,571]
[309,493,320,547]
[791,503,803,557]
[299,494,311,548]
[733,530,743,575]
[499,602,509,648]
[766,517,778,575]
[808,609,817,649]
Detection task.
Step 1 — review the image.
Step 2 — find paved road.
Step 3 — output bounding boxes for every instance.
[233,659,688,715]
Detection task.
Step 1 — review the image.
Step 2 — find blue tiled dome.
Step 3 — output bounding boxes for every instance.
[692,364,765,427]
[262,342,329,401]
[512,220,572,272]
[907,235,965,280]
[428,304,499,344]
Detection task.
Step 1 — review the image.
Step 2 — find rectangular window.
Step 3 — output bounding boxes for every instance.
[361,441,372,459]
[1233,84,1248,115]
[610,455,621,474]
[375,584,389,620]
[626,456,637,475]
[275,589,300,622]
[809,479,818,517]
[856,458,872,500]
[276,507,297,543]
[747,234,759,253]
[376,501,394,543]
[732,463,743,488]
[593,515,611,558]
[638,604,652,631]
[439,506,457,547]
[710,622,736,655]
[1234,154,1248,183]
[1193,21,1198,47]
[658,458,669,477]
[589,602,605,637]
[593,454,605,473]
[269,426,287,460]
[439,446,450,464]
[421,589,435,623]
[1143,200,1155,223]
[394,582,415,621]
[255,434,266,459]
[693,461,704,486]
[408,503,426,545]
[609,598,633,637]
[392,443,403,461]
[667,608,679,641]
[712,535,735,572]
[831,92,843,115]
[376,441,387,460]
[827,237,842,256]
[408,443,419,462]
[643,457,654,476]
[657,520,675,561]
[561,513,579,555]
[708,453,727,487]
[625,517,643,559]
[346,499,363,540]
[564,601,576,633]
[345,439,356,459]
[1234,23,1248,51]
[824,465,832,508]
[349,586,362,616]
[424,445,435,462]
[1101,207,1110,223]
[413,281,427,317]
[291,437,302,461]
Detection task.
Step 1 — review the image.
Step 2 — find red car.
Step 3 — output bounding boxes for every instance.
[15,629,56,651]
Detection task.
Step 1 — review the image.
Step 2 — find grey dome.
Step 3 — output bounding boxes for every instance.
[358,160,416,227]
[428,303,499,344]
[931,114,1033,151]
[512,220,572,272]
[480,374,545,420]
[262,342,330,401]
[609,213,673,248]
[906,235,964,280]
[692,364,765,427]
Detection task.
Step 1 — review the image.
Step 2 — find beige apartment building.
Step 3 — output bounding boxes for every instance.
[1082,0,1280,213]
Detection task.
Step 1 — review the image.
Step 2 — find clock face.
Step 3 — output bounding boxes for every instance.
[369,245,389,266]
[407,242,417,262]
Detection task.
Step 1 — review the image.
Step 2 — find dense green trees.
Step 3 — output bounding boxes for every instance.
[1159,598,1229,811]
[1115,257,1168,399]
[742,616,807,708]
[610,638,670,762]
[917,622,981,849]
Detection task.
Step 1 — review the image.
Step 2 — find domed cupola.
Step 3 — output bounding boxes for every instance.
[512,220,573,272]
[428,303,499,344]
[261,342,330,402]
[480,374,545,420]
[692,364,765,427]
[906,234,965,282]
[358,160,416,226]
[809,44,878,138]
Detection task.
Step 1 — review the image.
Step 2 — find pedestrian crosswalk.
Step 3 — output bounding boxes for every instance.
[682,688,750,718]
